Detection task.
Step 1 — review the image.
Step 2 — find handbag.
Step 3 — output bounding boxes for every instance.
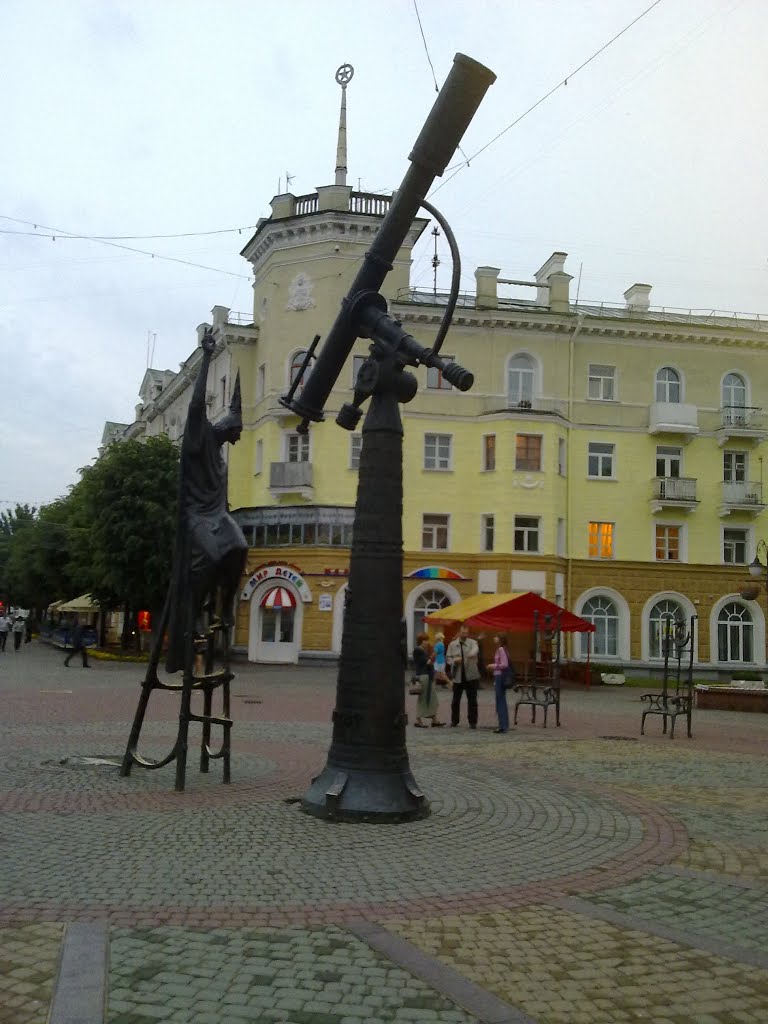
[408,677,423,695]
[503,667,514,690]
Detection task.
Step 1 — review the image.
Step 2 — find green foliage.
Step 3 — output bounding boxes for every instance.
[4,500,74,610]
[0,503,38,604]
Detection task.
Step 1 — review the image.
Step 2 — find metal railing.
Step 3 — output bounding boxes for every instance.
[269,461,313,489]
[722,480,763,505]
[653,477,697,502]
[226,311,255,326]
[721,405,764,428]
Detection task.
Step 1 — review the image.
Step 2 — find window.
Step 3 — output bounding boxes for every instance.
[422,514,449,550]
[350,434,362,470]
[508,354,535,406]
[723,528,748,565]
[556,518,565,557]
[588,522,613,559]
[722,372,746,410]
[424,433,452,471]
[515,434,542,471]
[352,355,366,387]
[290,350,311,387]
[588,442,614,478]
[656,446,681,479]
[723,451,747,482]
[413,589,451,638]
[482,434,496,472]
[557,437,567,476]
[427,357,454,390]
[514,515,540,553]
[655,367,681,403]
[588,364,616,401]
[254,439,263,475]
[581,596,618,657]
[717,603,753,662]
[649,599,684,659]
[482,514,495,552]
[286,432,309,463]
[256,363,266,401]
[655,525,680,561]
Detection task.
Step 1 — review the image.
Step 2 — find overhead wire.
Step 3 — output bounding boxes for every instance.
[428,0,666,198]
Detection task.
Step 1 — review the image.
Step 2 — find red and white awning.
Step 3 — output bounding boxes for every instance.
[260,586,296,609]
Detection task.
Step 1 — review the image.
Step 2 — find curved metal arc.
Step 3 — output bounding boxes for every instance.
[418,198,461,357]
[123,742,179,771]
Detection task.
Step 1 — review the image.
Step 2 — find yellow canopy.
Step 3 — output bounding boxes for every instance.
[47,599,67,612]
[58,594,99,613]
[425,592,525,624]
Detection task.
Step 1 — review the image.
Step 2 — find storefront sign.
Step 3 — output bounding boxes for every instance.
[318,594,333,612]
[240,564,312,603]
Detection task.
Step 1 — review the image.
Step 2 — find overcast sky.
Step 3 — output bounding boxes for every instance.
[2,0,766,508]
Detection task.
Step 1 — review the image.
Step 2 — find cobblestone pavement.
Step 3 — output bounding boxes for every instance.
[1,643,767,1023]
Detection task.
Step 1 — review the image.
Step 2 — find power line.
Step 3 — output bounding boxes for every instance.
[412,0,439,92]
[0,222,257,241]
[429,0,665,198]
[0,215,251,279]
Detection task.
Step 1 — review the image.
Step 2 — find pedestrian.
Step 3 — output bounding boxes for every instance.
[0,611,10,651]
[446,623,481,728]
[12,615,26,652]
[492,634,512,733]
[412,632,444,728]
[64,618,90,668]
[25,616,34,643]
[432,631,450,687]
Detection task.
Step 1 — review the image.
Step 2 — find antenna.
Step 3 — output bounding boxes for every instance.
[286,171,295,189]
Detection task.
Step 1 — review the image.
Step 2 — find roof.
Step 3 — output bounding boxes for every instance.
[58,594,99,613]
[426,592,594,633]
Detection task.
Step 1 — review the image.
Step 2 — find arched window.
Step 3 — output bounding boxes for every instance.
[580,596,618,657]
[717,602,753,663]
[508,354,535,406]
[722,373,746,410]
[655,367,680,403]
[413,588,451,639]
[648,599,684,659]
[290,350,311,388]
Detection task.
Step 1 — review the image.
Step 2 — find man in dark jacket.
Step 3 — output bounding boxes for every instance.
[64,618,90,668]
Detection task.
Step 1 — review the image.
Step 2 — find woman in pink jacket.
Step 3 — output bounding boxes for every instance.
[492,634,512,733]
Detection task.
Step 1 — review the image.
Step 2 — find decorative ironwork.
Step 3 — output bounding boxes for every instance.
[640,615,696,739]
[512,611,563,728]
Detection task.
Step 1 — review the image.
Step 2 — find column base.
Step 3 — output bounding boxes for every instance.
[300,763,431,822]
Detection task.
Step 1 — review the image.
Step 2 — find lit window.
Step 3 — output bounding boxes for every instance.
[422,514,449,550]
[424,433,452,471]
[482,514,495,552]
[483,434,496,472]
[515,434,542,471]
[588,522,613,559]
[588,442,614,478]
[286,433,309,463]
[655,367,681,403]
[427,357,454,390]
[514,516,540,553]
[350,434,362,470]
[723,528,747,565]
[588,364,616,401]
[655,525,680,561]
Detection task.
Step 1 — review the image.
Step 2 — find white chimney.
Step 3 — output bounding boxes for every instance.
[624,283,652,312]
[534,251,568,305]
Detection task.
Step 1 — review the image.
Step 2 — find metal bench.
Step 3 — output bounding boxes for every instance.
[513,611,562,728]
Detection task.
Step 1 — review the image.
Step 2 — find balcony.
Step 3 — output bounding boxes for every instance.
[648,401,699,438]
[719,480,766,517]
[650,476,698,513]
[269,461,313,500]
[716,406,768,446]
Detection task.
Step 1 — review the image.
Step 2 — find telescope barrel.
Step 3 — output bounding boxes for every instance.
[284,52,495,423]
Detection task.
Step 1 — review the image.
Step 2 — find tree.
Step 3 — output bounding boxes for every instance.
[0,504,37,606]
[69,436,179,643]
[5,500,76,611]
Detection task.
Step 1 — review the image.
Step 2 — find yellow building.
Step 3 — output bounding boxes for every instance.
[117,81,768,677]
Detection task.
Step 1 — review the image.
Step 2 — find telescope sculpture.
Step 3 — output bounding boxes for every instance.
[121,328,248,791]
[281,54,496,821]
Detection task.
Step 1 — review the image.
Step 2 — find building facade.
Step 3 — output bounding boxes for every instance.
[111,93,768,675]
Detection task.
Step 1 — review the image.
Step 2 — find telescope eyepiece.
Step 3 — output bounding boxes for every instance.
[441,361,474,392]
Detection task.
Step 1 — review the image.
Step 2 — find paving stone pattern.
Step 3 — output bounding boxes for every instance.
[2,645,768,1023]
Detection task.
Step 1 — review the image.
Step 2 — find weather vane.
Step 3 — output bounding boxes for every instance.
[335,63,354,88]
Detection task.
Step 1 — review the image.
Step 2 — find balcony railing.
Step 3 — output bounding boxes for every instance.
[482,395,568,417]
[349,191,391,215]
[722,480,764,506]
[721,405,764,428]
[652,477,698,502]
[269,461,313,493]
[294,193,319,215]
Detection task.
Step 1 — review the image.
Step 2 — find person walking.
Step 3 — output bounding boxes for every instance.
[492,634,512,733]
[64,618,90,668]
[0,611,10,652]
[432,632,450,687]
[447,624,481,728]
[12,615,26,652]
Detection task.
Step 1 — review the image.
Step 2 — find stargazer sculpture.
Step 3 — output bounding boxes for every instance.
[281,53,496,821]
[121,327,248,791]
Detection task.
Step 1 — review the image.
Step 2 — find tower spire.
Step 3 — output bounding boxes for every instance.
[334,63,354,186]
